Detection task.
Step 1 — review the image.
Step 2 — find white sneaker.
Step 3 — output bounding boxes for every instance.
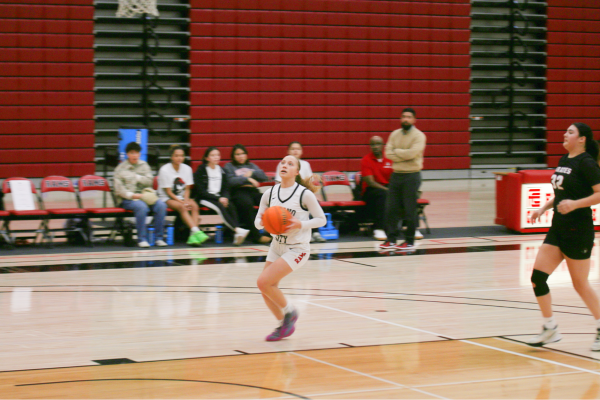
[155,240,168,247]
[591,329,600,351]
[527,325,562,347]
[415,230,424,240]
[233,227,250,245]
[373,229,387,241]
[138,241,150,248]
[312,231,326,243]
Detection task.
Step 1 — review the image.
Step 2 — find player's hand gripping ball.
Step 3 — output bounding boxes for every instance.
[261,206,293,235]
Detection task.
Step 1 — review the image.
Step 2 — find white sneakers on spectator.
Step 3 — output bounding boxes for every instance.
[312,231,326,242]
[373,229,387,241]
[138,241,150,248]
[155,240,168,247]
[415,230,424,240]
[233,227,250,246]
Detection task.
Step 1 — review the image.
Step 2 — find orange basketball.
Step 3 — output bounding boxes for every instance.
[262,206,293,235]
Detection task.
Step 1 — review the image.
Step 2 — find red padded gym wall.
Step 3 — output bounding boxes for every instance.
[546,0,600,167]
[189,0,471,173]
[0,0,96,178]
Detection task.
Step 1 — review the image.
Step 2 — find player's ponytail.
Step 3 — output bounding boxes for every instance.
[574,122,599,161]
[293,157,320,193]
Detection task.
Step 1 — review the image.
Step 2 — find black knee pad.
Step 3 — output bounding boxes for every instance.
[531,269,550,297]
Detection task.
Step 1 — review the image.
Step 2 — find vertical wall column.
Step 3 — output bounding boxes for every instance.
[0,0,96,178]
[546,0,600,167]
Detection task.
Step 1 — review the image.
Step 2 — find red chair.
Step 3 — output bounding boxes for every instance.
[1,177,49,245]
[40,175,89,245]
[321,171,366,209]
[79,175,132,243]
[259,172,277,188]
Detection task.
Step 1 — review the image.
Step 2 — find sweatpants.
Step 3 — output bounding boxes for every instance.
[200,198,239,231]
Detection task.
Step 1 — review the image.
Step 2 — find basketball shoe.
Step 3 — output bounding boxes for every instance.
[526,325,562,347]
[266,325,296,342]
[280,309,298,337]
[187,230,209,246]
[379,241,398,250]
[396,242,416,252]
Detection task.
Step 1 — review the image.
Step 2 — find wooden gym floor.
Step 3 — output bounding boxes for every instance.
[2,179,600,399]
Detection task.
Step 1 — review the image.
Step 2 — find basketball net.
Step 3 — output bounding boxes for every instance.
[116,0,159,17]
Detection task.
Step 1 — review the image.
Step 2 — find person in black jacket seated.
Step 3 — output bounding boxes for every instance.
[224,144,271,244]
[193,147,250,245]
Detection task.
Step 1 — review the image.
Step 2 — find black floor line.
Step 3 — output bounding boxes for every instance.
[0,243,526,274]
[0,288,591,316]
[15,379,310,399]
[500,336,600,362]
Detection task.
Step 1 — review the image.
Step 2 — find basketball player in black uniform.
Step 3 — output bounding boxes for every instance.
[527,123,600,350]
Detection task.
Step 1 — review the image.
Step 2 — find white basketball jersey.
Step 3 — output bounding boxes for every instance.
[267,183,311,245]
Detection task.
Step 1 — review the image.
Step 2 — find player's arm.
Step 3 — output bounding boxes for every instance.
[531,197,555,223]
[300,191,327,229]
[557,184,600,214]
[254,190,270,230]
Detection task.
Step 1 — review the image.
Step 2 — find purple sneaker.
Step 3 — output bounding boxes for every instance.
[265,325,296,342]
[265,310,299,341]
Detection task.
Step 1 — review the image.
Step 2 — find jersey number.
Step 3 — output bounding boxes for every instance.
[551,175,564,190]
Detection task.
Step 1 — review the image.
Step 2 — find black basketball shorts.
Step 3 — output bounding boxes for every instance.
[544,220,595,260]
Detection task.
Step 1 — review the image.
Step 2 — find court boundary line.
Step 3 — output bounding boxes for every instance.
[303,301,600,376]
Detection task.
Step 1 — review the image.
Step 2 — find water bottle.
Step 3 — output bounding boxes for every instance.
[147,226,155,246]
[166,225,174,246]
[215,225,224,244]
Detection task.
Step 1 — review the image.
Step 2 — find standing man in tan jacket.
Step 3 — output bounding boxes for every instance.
[379,108,426,252]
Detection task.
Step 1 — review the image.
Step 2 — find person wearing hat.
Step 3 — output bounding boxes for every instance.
[114,141,168,248]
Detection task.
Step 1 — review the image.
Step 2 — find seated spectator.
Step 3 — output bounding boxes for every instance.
[193,147,250,245]
[275,141,313,181]
[158,145,208,246]
[275,141,325,243]
[114,141,168,248]
[224,144,271,244]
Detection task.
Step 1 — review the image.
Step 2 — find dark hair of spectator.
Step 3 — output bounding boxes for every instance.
[288,141,302,149]
[169,144,184,157]
[125,142,142,153]
[230,144,249,166]
[402,108,416,117]
[202,146,219,164]
[573,122,599,161]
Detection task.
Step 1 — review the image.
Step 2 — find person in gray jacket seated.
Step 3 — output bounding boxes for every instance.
[224,144,271,244]
[113,142,167,248]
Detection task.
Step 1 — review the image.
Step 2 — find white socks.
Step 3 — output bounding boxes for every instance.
[543,316,557,329]
[282,302,295,315]
[191,227,199,233]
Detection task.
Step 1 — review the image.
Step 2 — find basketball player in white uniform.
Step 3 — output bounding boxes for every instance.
[255,155,326,341]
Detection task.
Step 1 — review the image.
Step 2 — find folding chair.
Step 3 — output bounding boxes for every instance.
[320,171,367,231]
[1,177,49,245]
[321,171,366,209]
[40,175,90,246]
[78,175,132,243]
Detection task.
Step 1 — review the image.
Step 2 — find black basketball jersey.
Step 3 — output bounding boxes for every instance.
[551,152,600,223]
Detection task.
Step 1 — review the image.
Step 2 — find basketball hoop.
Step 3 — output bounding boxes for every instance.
[116,0,159,18]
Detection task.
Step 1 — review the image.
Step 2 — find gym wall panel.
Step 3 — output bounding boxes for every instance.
[0,1,95,178]
[546,1,600,167]
[189,0,471,172]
